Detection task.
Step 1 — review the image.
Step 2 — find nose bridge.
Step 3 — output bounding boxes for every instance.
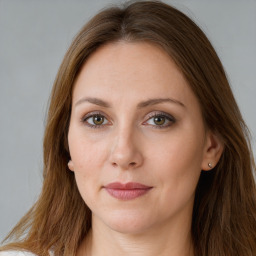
[110,121,143,169]
[115,128,134,155]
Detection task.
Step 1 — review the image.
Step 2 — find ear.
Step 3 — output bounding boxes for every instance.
[201,131,224,171]
[68,160,75,172]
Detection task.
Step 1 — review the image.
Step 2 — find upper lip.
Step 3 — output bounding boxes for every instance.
[104,182,152,189]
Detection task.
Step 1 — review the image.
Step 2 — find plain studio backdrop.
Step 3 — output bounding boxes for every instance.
[0,0,255,241]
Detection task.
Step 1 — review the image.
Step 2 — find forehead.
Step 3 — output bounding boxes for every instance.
[72,41,197,108]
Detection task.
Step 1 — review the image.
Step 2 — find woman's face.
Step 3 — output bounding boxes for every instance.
[68,42,216,234]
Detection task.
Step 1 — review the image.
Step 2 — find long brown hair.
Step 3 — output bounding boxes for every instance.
[1,1,256,255]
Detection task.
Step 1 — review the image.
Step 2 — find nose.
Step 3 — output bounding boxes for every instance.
[109,128,143,170]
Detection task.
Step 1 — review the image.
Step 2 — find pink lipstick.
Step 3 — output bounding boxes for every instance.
[104,182,152,200]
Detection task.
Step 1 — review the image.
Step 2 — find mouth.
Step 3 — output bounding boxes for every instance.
[103,182,153,200]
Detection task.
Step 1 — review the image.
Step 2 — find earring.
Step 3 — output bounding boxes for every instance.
[68,160,74,171]
[208,163,213,169]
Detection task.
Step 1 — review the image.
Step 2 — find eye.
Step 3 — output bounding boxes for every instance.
[152,116,166,125]
[82,112,110,128]
[144,112,175,128]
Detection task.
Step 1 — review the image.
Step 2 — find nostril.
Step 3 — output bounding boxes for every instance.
[129,162,136,166]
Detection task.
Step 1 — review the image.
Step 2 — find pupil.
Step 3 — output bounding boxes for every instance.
[154,116,165,125]
[94,116,103,125]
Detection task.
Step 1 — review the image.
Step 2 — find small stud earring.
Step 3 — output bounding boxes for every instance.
[68,160,74,171]
[208,163,213,169]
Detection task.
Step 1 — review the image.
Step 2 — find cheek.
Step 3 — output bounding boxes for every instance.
[148,141,202,216]
[149,130,204,173]
[147,127,204,198]
[69,137,107,207]
[68,129,109,197]
[69,130,108,172]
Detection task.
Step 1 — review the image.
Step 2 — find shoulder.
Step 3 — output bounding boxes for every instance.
[0,251,37,256]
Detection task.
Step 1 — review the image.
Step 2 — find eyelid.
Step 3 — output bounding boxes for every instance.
[80,110,175,129]
[143,111,176,127]
[81,111,111,128]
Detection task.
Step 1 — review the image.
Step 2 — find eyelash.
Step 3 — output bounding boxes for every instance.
[81,111,110,129]
[81,111,176,129]
[143,111,176,129]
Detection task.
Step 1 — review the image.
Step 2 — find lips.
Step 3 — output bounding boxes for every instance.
[104,182,152,200]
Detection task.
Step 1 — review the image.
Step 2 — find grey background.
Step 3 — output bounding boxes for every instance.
[0,0,255,241]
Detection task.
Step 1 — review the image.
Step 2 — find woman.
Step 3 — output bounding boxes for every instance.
[1,1,255,255]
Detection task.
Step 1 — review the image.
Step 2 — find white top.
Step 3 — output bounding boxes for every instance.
[0,252,54,256]
[0,252,36,256]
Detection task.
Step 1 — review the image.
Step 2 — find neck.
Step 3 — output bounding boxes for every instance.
[77,214,194,256]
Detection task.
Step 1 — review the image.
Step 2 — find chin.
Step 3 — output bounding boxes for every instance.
[96,210,155,235]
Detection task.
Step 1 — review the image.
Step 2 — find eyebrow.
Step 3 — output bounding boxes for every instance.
[137,98,185,108]
[74,97,185,108]
[75,97,111,108]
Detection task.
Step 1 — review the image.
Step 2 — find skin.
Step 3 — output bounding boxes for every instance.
[68,41,223,256]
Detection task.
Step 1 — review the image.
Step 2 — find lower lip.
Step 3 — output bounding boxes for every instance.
[104,188,152,200]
